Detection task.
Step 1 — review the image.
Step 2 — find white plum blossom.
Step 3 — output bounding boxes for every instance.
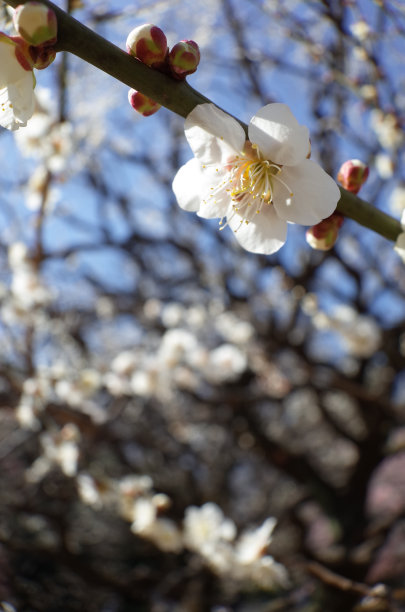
[0,33,35,131]
[173,103,340,254]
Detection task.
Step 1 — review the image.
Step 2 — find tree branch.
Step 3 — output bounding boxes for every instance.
[3,0,403,245]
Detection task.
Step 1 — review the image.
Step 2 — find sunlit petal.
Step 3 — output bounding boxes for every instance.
[228,206,287,255]
[185,103,246,165]
[272,160,340,225]
[248,103,309,166]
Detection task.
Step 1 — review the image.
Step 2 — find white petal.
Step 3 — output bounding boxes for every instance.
[173,157,230,218]
[248,103,309,166]
[185,103,246,165]
[197,178,230,219]
[272,160,340,225]
[0,38,28,88]
[9,74,35,119]
[172,158,204,212]
[227,206,287,254]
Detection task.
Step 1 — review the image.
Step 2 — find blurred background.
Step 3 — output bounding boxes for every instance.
[1,0,405,610]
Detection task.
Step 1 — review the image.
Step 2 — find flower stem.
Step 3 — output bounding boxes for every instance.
[3,0,402,244]
[337,187,402,242]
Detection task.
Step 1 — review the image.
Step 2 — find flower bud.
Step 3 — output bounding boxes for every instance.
[306,213,344,251]
[128,89,161,117]
[13,2,57,47]
[337,159,369,194]
[31,44,56,69]
[168,40,200,79]
[126,24,167,68]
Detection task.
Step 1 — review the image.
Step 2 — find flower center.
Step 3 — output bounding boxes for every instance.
[219,143,293,231]
[229,143,292,208]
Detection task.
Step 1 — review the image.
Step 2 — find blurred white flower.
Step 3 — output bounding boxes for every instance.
[15,108,74,172]
[184,503,237,553]
[77,474,109,509]
[119,474,153,497]
[139,518,183,553]
[235,517,276,564]
[158,328,199,367]
[130,496,183,553]
[350,20,371,42]
[314,305,381,358]
[27,424,80,480]
[161,302,185,327]
[8,241,29,269]
[370,109,403,150]
[375,153,394,179]
[215,311,254,344]
[130,364,159,397]
[16,397,41,430]
[111,350,139,376]
[130,497,156,532]
[205,343,247,382]
[389,185,405,214]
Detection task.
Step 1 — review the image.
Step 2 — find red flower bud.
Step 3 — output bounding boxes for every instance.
[126,24,167,68]
[337,159,369,194]
[128,89,161,117]
[306,213,344,251]
[168,40,200,79]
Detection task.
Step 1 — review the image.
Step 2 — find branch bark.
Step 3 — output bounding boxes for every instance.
[3,0,403,244]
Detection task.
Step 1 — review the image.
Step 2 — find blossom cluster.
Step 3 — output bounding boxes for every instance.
[76,472,288,591]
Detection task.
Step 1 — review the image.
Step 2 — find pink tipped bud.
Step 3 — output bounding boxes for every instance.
[126,24,167,68]
[168,40,200,79]
[306,213,344,251]
[14,2,57,47]
[337,159,369,194]
[128,89,161,117]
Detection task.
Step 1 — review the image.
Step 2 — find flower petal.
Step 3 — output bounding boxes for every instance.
[185,103,246,165]
[0,73,35,131]
[248,103,310,166]
[272,160,340,225]
[227,205,287,254]
[0,37,27,88]
[173,157,230,218]
[172,158,204,212]
[197,177,231,219]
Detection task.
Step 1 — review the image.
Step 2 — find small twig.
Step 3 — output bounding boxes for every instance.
[307,561,379,598]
